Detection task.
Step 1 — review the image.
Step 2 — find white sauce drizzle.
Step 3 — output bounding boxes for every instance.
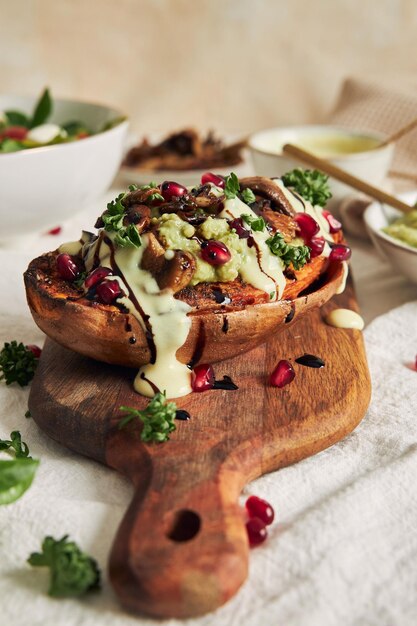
[219,196,286,300]
[325,308,364,330]
[336,261,349,294]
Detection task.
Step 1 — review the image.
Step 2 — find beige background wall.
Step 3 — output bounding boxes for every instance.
[1,0,416,135]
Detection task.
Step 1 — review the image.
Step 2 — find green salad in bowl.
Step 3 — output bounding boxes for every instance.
[0,87,124,153]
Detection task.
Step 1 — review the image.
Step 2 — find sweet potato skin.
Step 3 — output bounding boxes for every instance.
[24,245,345,368]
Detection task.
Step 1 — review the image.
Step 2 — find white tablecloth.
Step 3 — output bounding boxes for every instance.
[0,189,416,626]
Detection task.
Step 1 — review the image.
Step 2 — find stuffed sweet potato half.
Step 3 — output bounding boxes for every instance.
[24,171,349,398]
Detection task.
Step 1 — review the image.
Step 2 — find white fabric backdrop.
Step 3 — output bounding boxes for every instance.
[0,191,416,626]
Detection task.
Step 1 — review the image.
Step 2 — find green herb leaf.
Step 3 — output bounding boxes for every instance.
[266,232,310,270]
[281,168,332,207]
[30,88,52,128]
[4,110,30,127]
[73,271,87,288]
[0,431,30,458]
[100,192,142,248]
[0,139,25,153]
[25,410,31,419]
[119,392,177,443]
[128,184,138,192]
[28,535,101,597]
[242,213,266,232]
[146,192,164,204]
[241,188,256,204]
[0,458,39,505]
[224,172,240,199]
[114,223,142,248]
[0,341,38,386]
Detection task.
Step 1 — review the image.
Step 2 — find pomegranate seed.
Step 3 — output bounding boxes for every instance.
[47,226,62,235]
[85,266,113,290]
[26,344,42,359]
[192,363,215,392]
[96,279,123,304]
[294,212,319,241]
[76,131,89,139]
[270,360,295,388]
[201,240,231,265]
[329,244,351,262]
[246,495,275,525]
[322,210,342,233]
[415,355,417,371]
[201,172,225,188]
[229,218,250,239]
[246,517,268,547]
[1,126,28,141]
[56,253,79,281]
[309,236,325,258]
[160,181,188,202]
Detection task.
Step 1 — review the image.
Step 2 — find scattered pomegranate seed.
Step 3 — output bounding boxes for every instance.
[415,355,417,371]
[201,172,225,188]
[201,240,231,265]
[270,359,295,388]
[246,495,275,525]
[294,212,319,241]
[309,236,325,258]
[229,218,250,239]
[26,344,42,359]
[0,126,28,141]
[96,279,123,304]
[160,181,188,202]
[246,517,268,547]
[47,226,62,236]
[76,131,89,139]
[56,253,79,281]
[322,210,342,233]
[85,266,113,290]
[329,244,352,262]
[192,364,215,392]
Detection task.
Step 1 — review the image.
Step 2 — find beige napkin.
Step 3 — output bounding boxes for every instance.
[329,77,417,184]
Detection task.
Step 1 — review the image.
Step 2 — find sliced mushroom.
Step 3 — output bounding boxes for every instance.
[239,176,296,216]
[156,251,196,293]
[140,233,196,293]
[140,232,166,275]
[259,208,298,241]
[123,204,151,233]
[124,187,160,207]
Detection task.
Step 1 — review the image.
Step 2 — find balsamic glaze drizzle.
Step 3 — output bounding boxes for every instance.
[295,354,325,368]
[213,375,238,391]
[175,410,191,421]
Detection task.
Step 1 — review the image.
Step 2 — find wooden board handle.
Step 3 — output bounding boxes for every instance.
[106,427,249,618]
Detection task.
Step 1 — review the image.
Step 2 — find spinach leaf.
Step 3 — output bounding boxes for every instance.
[30,88,52,128]
[4,110,30,127]
[0,458,39,505]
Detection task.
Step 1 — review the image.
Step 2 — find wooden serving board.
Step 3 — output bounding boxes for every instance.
[28,278,370,619]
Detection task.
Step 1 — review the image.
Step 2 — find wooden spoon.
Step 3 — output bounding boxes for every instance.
[282,143,414,214]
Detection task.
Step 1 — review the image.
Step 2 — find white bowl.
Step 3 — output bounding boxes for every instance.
[248,125,394,209]
[0,95,128,240]
[364,192,417,284]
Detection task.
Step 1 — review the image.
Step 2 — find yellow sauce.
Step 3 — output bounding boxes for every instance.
[294,135,380,159]
[325,308,364,330]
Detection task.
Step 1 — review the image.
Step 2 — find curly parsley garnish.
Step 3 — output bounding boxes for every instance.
[101,192,142,249]
[0,341,39,386]
[119,392,177,443]
[28,536,101,597]
[0,431,39,505]
[281,168,332,207]
[242,213,266,232]
[266,232,310,270]
[224,173,257,206]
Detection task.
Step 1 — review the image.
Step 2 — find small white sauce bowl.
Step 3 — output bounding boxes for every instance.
[248,125,394,208]
[0,95,128,241]
[364,192,417,284]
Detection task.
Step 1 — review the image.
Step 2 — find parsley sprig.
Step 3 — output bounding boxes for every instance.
[224,173,257,205]
[28,536,101,597]
[0,431,39,505]
[119,391,177,443]
[0,341,39,386]
[101,193,142,249]
[281,168,332,207]
[266,232,310,270]
[242,213,266,232]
